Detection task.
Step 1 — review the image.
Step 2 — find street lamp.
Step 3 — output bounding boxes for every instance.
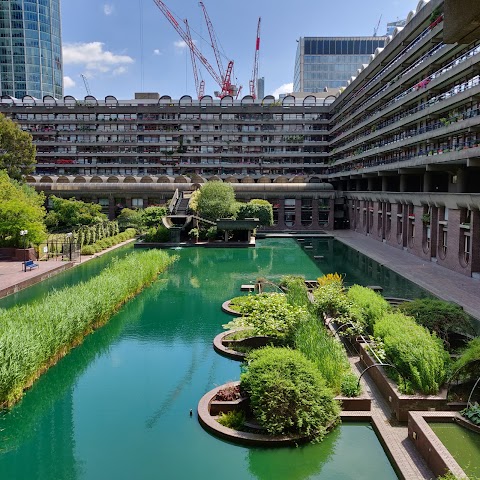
[20,229,28,272]
[65,232,73,261]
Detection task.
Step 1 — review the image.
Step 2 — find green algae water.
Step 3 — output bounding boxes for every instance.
[429,423,480,479]
[0,239,398,480]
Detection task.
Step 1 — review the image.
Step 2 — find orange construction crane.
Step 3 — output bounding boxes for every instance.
[249,17,261,99]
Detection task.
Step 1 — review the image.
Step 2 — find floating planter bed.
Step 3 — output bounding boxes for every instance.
[198,382,311,446]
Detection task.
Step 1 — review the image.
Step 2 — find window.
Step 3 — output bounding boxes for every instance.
[132,198,144,208]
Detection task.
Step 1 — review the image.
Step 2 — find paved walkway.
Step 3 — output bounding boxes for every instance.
[334,231,480,322]
[348,355,434,480]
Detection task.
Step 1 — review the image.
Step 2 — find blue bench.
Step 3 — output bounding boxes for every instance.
[23,259,39,271]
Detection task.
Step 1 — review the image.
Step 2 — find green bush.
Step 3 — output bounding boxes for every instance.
[0,250,177,407]
[374,312,450,394]
[217,410,246,430]
[279,276,311,310]
[81,245,95,255]
[461,403,480,426]
[340,372,361,398]
[240,347,340,441]
[143,225,170,243]
[398,298,473,346]
[224,293,307,342]
[312,283,353,322]
[347,285,390,332]
[451,337,480,380]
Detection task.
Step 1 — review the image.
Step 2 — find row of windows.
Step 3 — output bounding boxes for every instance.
[303,54,373,65]
[303,39,385,56]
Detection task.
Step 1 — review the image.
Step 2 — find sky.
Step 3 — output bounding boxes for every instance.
[60,0,420,100]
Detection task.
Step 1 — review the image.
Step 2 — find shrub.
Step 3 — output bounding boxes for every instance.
[317,273,344,288]
[398,298,474,346]
[461,403,480,426]
[347,285,390,332]
[312,283,353,322]
[451,337,480,381]
[240,347,340,440]
[340,372,361,398]
[206,226,218,240]
[217,410,246,430]
[224,293,307,342]
[279,275,311,309]
[81,245,95,255]
[374,312,450,394]
[143,225,170,243]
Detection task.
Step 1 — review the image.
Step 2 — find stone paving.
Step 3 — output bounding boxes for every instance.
[334,230,480,322]
[349,356,434,480]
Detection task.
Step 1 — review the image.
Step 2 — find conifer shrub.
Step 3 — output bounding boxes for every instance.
[347,285,391,332]
[240,347,340,441]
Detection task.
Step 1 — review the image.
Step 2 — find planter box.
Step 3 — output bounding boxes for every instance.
[358,342,448,422]
[209,396,249,416]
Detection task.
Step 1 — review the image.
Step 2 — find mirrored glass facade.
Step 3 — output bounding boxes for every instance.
[0,0,63,99]
[294,37,387,92]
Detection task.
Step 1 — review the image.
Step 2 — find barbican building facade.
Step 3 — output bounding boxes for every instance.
[1,0,480,278]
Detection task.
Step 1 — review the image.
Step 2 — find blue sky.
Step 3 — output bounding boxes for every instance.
[61,0,419,100]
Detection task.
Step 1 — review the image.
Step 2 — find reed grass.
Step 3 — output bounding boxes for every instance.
[0,249,177,407]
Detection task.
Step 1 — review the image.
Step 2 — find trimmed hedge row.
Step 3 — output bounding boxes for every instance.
[81,228,136,255]
[0,249,177,407]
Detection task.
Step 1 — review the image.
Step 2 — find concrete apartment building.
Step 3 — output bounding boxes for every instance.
[1,0,480,277]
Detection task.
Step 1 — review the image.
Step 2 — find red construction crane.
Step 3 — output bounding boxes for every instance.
[184,19,205,99]
[198,1,238,98]
[152,0,237,98]
[249,17,261,99]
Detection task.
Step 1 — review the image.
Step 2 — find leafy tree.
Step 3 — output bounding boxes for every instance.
[194,181,236,222]
[45,196,107,230]
[142,206,167,228]
[0,170,46,246]
[116,207,145,232]
[0,114,36,180]
[236,199,273,226]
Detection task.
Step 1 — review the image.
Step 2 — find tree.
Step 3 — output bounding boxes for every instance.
[194,181,236,222]
[142,206,167,228]
[116,208,145,232]
[44,196,107,230]
[236,199,274,226]
[0,113,36,180]
[0,170,46,246]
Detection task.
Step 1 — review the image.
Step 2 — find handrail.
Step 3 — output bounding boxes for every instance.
[168,188,180,214]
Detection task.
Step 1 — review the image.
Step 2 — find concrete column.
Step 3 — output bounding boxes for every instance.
[423,172,432,192]
[294,199,302,228]
[456,168,467,193]
[356,179,362,191]
[277,200,285,229]
[312,198,320,229]
[108,197,115,220]
[399,174,407,193]
[367,177,374,191]
[327,198,335,230]
[381,175,388,192]
[125,197,132,208]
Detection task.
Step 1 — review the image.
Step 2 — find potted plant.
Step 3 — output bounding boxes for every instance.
[421,213,431,224]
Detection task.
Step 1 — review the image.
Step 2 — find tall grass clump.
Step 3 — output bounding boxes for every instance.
[279,275,311,310]
[374,312,450,394]
[347,285,391,332]
[451,337,480,380]
[312,282,352,322]
[0,249,177,407]
[295,312,358,396]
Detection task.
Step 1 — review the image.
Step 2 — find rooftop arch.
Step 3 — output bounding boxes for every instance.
[179,95,192,107]
[73,176,86,183]
[90,176,103,183]
[261,95,276,106]
[140,176,154,183]
[123,176,137,183]
[200,95,213,107]
[282,95,295,107]
[241,95,254,106]
[107,176,120,183]
[220,95,233,107]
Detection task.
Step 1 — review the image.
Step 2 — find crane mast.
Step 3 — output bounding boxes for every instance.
[184,19,205,99]
[249,17,261,99]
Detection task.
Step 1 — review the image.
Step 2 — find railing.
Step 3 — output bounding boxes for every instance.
[168,188,180,214]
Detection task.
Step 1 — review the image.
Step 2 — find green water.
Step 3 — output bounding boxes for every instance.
[429,422,480,479]
[0,239,399,480]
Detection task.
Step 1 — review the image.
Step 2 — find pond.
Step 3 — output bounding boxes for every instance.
[0,239,408,479]
[429,422,480,479]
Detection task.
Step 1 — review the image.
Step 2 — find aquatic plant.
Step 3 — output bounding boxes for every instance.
[0,249,177,407]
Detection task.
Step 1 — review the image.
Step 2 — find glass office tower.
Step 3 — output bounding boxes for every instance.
[294,37,387,92]
[0,0,63,99]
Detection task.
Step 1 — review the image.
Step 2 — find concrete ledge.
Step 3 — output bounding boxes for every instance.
[212,330,247,361]
[221,299,242,316]
[408,411,468,479]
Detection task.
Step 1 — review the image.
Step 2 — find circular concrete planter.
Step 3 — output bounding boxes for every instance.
[221,299,242,316]
[197,382,309,447]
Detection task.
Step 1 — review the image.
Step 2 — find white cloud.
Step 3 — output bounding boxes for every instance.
[153,49,162,56]
[174,40,188,50]
[113,66,127,76]
[271,82,293,98]
[63,42,134,75]
[103,4,114,15]
[63,76,76,89]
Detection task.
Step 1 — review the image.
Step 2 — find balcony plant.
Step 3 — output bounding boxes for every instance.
[421,213,431,224]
